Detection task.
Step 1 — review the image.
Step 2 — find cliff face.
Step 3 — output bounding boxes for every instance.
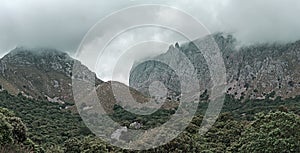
[130,33,300,100]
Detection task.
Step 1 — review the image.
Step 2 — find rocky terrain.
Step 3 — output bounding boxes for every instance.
[0,47,101,103]
[0,47,78,102]
[0,47,159,113]
[130,33,300,100]
[2,33,300,106]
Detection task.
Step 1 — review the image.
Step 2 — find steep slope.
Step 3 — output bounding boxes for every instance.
[130,33,300,100]
[0,47,102,103]
[0,47,158,113]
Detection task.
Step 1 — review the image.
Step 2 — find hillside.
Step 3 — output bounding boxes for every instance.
[130,33,300,100]
[0,38,299,152]
[0,47,103,103]
[0,89,299,152]
[0,48,152,113]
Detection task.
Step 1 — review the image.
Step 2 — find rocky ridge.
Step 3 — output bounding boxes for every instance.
[130,33,300,100]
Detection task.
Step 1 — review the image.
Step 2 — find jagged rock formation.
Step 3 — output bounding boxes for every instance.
[130,33,300,100]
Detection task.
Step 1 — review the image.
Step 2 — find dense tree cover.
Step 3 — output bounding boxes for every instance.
[0,107,43,152]
[0,91,91,149]
[230,111,300,152]
[110,105,176,129]
[221,94,300,120]
[64,136,109,153]
[0,90,299,152]
[66,111,299,153]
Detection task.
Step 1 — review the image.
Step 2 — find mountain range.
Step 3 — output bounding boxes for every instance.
[1,33,300,109]
[0,33,300,152]
[0,47,154,113]
[130,33,300,100]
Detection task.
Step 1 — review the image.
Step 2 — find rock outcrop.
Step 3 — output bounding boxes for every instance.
[130,33,300,100]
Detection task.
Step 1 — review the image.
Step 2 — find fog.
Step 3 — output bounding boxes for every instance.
[1,0,300,82]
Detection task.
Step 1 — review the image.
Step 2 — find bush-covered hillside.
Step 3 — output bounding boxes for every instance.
[0,90,299,152]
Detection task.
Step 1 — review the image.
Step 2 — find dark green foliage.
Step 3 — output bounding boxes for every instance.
[230,111,300,152]
[222,94,300,120]
[0,107,28,145]
[64,136,108,153]
[64,137,82,153]
[7,117,27,143]
[0,91,91,149]
[0,113,13,145]
[110,105,176,129]
[0,90,299,152]
[0,144,33,153]
[201,113,246,151]
[0,107,42,152]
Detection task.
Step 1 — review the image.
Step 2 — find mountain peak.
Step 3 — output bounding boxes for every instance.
[6,47,70,60]
[1,47,74,76]
[0,47,78,102]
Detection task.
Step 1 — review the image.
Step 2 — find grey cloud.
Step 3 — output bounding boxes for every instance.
[175,0,300,44]
[1,0,299,54]
[0,0,131,53]
[1,0,300,83]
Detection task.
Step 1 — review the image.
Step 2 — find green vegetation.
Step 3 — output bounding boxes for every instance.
[0,106,43,152]
[230,111,300,152]
[0,90,299,152]
[0,91,91,150]
[110,105,176,129]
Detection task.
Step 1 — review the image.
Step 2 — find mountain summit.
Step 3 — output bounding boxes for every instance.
[0,47,152,113]
[130,33,300,100]
[0,47,102,103]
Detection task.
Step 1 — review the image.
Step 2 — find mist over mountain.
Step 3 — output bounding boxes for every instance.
[0,47,157,114]
[1,0,300,58]
[2,32,300,103]
[130,33,300,100]
[0,47,102,103]
[1,1,300,152]
[0,38,299,152]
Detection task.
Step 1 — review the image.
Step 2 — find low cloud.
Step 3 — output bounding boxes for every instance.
[1,0,300,83]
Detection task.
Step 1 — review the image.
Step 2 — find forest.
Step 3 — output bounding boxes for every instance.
[0,90,299,152]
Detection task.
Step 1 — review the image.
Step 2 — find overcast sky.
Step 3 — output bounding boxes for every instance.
[1,0,300,82]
